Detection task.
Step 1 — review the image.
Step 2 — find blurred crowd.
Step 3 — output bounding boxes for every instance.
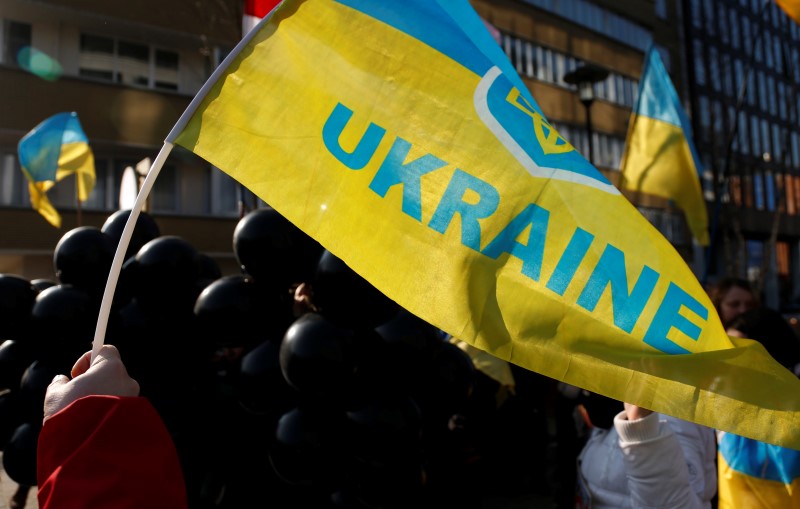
[1,206,800,509]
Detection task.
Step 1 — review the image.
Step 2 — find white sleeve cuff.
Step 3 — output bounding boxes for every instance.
[614,410,662,443]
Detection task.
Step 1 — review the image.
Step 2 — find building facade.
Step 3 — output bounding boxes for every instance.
[0,0,249,279]
[4,0,797,307]
[683,0,800,308]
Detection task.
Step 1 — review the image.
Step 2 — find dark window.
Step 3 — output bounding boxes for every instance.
[4,20,31,67]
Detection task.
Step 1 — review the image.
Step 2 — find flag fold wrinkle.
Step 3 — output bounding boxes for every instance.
[620,45,709,246]
[169,0,800,448]
[17,112,95,228]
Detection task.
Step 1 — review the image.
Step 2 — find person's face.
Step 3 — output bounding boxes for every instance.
[719,286,755,325]
[726,327,745,338]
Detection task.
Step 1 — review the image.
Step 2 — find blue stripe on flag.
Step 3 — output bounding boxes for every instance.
[720,433,800,485]
[334,0,544,116]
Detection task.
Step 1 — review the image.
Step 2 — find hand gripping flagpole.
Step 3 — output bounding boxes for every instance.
[90,7,280,363]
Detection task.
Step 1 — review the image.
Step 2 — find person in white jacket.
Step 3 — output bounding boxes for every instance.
[576,401,717,509]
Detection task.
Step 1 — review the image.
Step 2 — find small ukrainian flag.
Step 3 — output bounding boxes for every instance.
[620,45,708,245]
[17,112,96,228]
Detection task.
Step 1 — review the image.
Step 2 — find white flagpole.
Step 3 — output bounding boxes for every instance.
[92,4,283,362]
[90,142,173,362]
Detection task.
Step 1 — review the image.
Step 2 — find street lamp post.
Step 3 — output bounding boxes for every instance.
[563,64,609,166]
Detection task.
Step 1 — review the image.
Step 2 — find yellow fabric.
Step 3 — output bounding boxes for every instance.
[718,452,800,509]
[173,0,800,448]
[56,142,96,202]
[28,181,61,228]
[451,337,515,392]
[621,116,709,245]
[777,0,800,24]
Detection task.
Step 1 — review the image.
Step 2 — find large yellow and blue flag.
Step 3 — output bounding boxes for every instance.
[718,432,800,508]
[17,112,95,228]
[777,0,800,24]
[620,45,709,245]
[167,0,800,448]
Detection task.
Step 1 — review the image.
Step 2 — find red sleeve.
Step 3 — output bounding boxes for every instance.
[37,395,188,509]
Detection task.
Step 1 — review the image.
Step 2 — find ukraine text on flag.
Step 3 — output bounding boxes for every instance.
[168,0,800,448]
[17,112,95,228]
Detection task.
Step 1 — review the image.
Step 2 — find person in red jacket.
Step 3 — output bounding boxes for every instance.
[37,345,188,509]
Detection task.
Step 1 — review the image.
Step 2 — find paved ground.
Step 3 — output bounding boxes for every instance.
[0,458,37,509]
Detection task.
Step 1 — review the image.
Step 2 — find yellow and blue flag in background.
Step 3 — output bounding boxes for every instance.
[718,432,800,508]
[777,0,800,25]
[169,0,800,448]
[620,45,709,246]
[17,112,95,228]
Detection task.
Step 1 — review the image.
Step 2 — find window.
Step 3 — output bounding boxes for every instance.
[773,36,783,73]
[776,241,790,276]
[778,82,787,121]
[3,20,31,67]
[520,0,651,51]
[761,119,771,156]
[758,72,767,112]
[712,100,724,136]
[709,47,720,91]
[79,34,114,81]
[719,7,729,45]
[151,164,178,213]
[742,18,751,56]
[768,76,777,116]
[764,32,773,68]
[792,132,800,167]
[754,171,765,210]
[765,171,776,211]
[691,0,703,28]
[698,96,711,128]
[730,9,740,49]
[693,40,706,85]
[523,42,535,77]
[118,41,149,87]
[722,54,733,97]
[79,33,180,92]
[211,169,241,217]
[82,159,111,211]
[751,115,761,155]
[738,110,749,155]
[795,176,800,214]
[0,153,27,207]
[746,240,763,281]
[773,124,782,161]
[655,0,668,19]
[703,0,716,35]
[787,174,797,215]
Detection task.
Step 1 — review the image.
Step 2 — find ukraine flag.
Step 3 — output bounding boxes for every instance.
[165,0,800,448]
[17,112,96,228]
[718,432,800,508]
[620,45,709,246]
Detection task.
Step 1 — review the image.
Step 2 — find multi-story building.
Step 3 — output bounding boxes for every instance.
[0,0,249,279]
[479,0,800,309]
[682,0,800,308]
